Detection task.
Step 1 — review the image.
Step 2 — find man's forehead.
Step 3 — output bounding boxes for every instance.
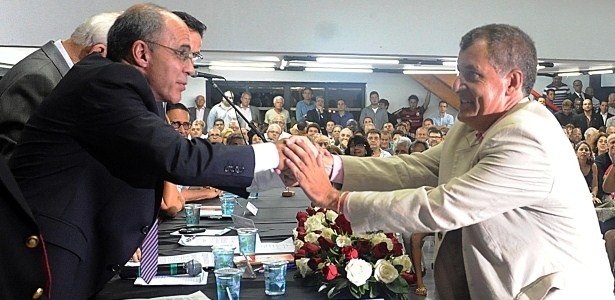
[161,12,192,49]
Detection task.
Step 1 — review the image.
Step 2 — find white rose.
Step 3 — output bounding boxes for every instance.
[325,210,339,222]
[321,227,335,239]
[296,258,312,278]
[305,215,325,232]
[314,212,326,223]
[345,259,373,286]
[294,239,305,251]
[336,235,352,248]
[392,255,412,272]
[304,232,320,244]
[374,259,399,284]
[371,235,393,251]
[292,228,298,239]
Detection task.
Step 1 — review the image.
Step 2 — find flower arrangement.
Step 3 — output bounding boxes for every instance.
[293,207,414,300]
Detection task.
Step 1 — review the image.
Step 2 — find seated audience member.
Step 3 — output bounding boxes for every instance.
[264,96,290,129]
[563,123,574,139]
[346,119,359,133]
[266,124,282,141]
[415,127,428,142]
[362,116,374,130]
[166,103,191,138]
[271,115,292,138]
[395,122,409,136]
[306,123,321,138]
[221,127,233,143]
[596,134,615,201]
[573,98,583,114]
[312,134,331,150]
[599,99,613,126]
[570,128,583,144]
[422,118,434,129]
[331,99,354,126]
[536,97,546,105]
[344,135,372,157]
[190,121,205,139]
[331,125,342,146]
[228,120,241,134]
[250,133,263,144]
[432,101,454,134]
[554,99,575,127]
[226,133,245,145]
[363,123,376,132]
[574,141,600,205]
[353,129,365,137]
[410,140,429,153]
[394,136,412,155]
[325,120,335,139]
[207,128,223,143]
[366,129,391,158]
[608,126,615,136]
[572,99,604,134]
[391,129,406,143]
[382,122,394,132]
[380,130,393,155]
[295,121,308,136]
[593,133,608,157]
[193,119,205,131]
[338,128,353,152]
[428,128,444,147]
[585,127,598,146]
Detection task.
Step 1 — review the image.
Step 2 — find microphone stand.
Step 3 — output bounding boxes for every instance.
[207,79,268,142]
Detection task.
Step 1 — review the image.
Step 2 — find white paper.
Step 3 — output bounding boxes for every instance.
[257,237,295,254]
[134,271,208,286]
[178,235,293,254]
[123,291,211,300]
[245,202,258,216]
[170,228,231,236]
[126,252,215,268]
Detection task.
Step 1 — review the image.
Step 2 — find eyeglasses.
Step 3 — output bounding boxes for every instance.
[143,40,199,62]
[317,142,329,147]
[170,121,191,130]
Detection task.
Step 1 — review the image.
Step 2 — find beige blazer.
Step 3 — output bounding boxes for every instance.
[341,99,614,299]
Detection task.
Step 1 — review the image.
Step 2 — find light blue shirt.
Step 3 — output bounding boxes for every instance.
[296,100,315,122]
[432,113,455,128]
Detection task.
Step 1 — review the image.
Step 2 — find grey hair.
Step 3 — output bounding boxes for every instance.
[273,96,285,105]
[70,12,121,46]
[394,136,412,148]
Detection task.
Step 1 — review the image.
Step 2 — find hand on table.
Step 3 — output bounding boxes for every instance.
[131,248,141,262]
[283,137,340,210]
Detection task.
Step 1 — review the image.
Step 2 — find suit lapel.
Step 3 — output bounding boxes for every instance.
[41,41,70,76]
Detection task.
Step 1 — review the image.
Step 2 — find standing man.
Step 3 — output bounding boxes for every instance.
[431,101,454,134]
[207,90,237,132]
[393,92,431,137]
[284,24,613,299]
[572,98,603,135]
[264,96,291,130]
[359,91,388,131]
[331,98,353,126]
[378,98,398,127]
[295,87,315,122]
[570,80,596,108]
[306,96,330,134]
[543,75,570,109]
[8,5,285,298]
[188,95,210,123]
[0,12,120,159]
[237,91,261,131]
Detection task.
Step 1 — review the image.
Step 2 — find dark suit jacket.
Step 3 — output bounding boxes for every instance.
[9,54,256,299]
[595,153,612,199]
[188,106,210,123]
[0,41,70,159]
[0,158,49,299]
[306,108,331,133]
[572,112,604,134]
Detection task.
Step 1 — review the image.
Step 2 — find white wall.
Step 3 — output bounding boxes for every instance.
[2,0,615,62]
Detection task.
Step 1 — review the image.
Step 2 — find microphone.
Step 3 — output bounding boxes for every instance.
[119,259,202,279]
[191,71,225,80]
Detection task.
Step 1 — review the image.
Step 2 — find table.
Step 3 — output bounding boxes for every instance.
[93,188,320,300]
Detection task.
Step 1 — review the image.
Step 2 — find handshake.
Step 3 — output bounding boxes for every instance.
[272,136,342,211]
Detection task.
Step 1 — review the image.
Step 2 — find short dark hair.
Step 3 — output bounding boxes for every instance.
[391,129,405,137]
[306,123,320,133]
[344,135,373,156]
[424,118,434,124]
[214,118,225,125]
[172,11,206,37]
[428,127,442,137]
[107,4,167,63]
[378,99,389,107]
[408,95,419,101]
[460,24,537,96]
[166,102,189,113]
[369,91,379,98]
[366,129,381,138]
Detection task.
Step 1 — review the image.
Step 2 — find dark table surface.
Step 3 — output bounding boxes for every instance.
[93,188,323,300]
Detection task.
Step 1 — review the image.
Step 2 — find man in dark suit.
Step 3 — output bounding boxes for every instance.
[188,94,210,123]
[9,4,285,298]
[0,12,119,160]
[572,98,604,135]
[306,96,330,133]
[0,158,49,299]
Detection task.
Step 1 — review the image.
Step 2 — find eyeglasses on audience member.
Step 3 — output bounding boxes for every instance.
[170,121,191,130]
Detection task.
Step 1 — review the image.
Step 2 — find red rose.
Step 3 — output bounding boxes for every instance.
[355,240,371,255]
[400,272,416,284]
[334,214,353,235]
[296,212,308,226]
[318,236,335,251]
[317,207,327,213]
[308,257,322,270]
[295,249,306,259]
[385,233,396,239]
[322,264,338,281]
[341,246,359,260]
[372,242,389,259]
[301,242,320,255]
[392,242,403,256]
[306,207,316,216]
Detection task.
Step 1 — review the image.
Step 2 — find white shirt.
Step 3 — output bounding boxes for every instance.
[196,107,206,121]
[54,39,73,68]
[238,106,253,128]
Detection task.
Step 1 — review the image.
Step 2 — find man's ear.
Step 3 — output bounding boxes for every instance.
[505,69,523,95]
[131,40,150,68]
[88,43,107,57]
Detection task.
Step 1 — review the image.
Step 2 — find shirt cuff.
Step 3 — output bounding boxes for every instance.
[251,142,279,173]
[330,155,344,184]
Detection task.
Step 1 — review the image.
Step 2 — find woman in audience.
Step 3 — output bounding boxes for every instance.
[266,124,282,141]
[575,141,600,205]
[593,132,609,157]
[343,135,372,157]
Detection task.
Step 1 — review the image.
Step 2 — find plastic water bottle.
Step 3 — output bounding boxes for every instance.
[422,236,435,270]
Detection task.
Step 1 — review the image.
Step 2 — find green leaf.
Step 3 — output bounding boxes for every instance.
[386,277,410,294]
[369,282,381,298]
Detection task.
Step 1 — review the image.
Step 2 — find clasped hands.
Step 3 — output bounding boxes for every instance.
[274,136,342,210]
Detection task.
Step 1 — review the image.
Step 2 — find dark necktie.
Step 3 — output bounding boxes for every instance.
[140,220,159,283]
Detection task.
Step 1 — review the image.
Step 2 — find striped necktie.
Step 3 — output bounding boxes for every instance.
[140,220,159,283]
